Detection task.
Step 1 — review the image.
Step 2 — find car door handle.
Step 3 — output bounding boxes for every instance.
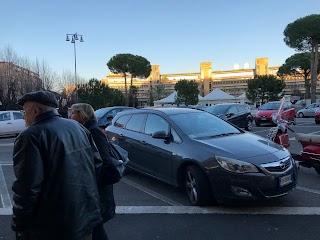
[7,122,12,124]
[119,134,124,138]
[140,140,146,144]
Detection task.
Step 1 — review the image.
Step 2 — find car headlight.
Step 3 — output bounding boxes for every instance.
[216,156,259,173]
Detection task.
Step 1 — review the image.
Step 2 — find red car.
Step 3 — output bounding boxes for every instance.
[254,101,296,126]
[315,107,320,124]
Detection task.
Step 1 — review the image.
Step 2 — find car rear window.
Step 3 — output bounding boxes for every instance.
[125,114,146,132]
[114,114,131,128]
[95,108,110,119]
[13,112,23,120]
[259,102,280,110]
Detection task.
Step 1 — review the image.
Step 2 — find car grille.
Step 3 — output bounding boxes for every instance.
[260,158,292,172]
[259,181,297,197]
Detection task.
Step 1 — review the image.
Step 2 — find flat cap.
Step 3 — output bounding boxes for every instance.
[17,90,59,108]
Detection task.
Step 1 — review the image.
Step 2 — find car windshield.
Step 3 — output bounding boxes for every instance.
[95,108,110,119]
[205,105,230,114]
[169,111,241,139]
[259,102,280,110]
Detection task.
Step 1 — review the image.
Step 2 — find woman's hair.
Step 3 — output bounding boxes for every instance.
[71,103,97,123]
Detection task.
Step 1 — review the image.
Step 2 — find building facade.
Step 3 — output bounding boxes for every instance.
[101,57,313,106]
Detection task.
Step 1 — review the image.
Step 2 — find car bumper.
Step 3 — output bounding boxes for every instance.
[207,163,298,202]
[255,117,273,124]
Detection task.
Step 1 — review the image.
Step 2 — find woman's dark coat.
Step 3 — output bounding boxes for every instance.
[84,119,116,222]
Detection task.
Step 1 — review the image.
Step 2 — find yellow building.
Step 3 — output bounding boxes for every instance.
[102,57,309,106]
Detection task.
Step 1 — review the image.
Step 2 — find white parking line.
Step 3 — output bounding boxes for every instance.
[296,186,320,195]
[1,206,320,216]
[115,206,320,215]
[0,166,12,208]
[122,178,183,206]
[0,143,14,147]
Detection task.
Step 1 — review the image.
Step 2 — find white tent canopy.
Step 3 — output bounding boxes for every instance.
[235,92,251,104]
[154,91,177,105]
[236,92,247,99]
[198,88,236,105]
[201,88,235,100]
[153,91,205,106]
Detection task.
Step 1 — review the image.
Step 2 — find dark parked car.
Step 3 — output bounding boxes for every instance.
[106,108,297,206]
[204,103,253,131]
[95,106,134,128]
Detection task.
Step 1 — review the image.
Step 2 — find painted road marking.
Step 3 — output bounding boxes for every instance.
[1,206,320,216]
[122,178,183,206]
[0,143,14,147]
[296,186,320,195]
[115,206,320,215]
[1,165,320,217]
[0,166,12,209]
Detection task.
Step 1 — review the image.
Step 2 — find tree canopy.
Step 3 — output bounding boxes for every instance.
[107,53,151,106]
[277,53,314,99]
[246,75,285,104]
[77,78,125,110]
[174,80,199,105]
[128,55,151,86]
[284,14,320,102]
[107,53,134,103]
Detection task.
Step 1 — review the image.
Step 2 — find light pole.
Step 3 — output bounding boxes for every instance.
[66,32,84,103]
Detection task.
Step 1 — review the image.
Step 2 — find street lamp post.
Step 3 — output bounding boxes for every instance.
[66,32,84,103]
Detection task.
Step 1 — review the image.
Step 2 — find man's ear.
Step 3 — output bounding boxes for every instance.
[34,107,40,115]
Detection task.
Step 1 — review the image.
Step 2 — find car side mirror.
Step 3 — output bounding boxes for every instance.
[152,131,170,139]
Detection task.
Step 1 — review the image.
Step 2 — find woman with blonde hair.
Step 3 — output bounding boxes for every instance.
[70,103,115,240]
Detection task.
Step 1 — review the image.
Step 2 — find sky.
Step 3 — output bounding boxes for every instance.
[0,0,319,81]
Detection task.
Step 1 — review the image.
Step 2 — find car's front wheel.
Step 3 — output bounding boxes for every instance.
[185,165,212,206]
[245,120,253,131]
[255,121,260,127]
[298,112,304,118]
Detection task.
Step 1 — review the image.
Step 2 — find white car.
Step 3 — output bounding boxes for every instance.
[0,111,26,137]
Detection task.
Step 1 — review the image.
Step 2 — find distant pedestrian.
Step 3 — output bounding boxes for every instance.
[70,103,116,240]
[12,90,103,240]
[58,98,69,118]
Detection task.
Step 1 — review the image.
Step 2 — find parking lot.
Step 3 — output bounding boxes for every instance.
[1,117,320,239]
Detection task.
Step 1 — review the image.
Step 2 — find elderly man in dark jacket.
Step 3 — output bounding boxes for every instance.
[12,90,103,240]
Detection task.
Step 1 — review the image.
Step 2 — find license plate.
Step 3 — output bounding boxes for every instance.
[279,174,292,187]
[261,117,267,120]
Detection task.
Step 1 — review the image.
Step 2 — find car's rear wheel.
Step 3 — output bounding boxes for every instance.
[245,120,253,131]
[298,112,304,118]
[185,165,212,206]
[255,121,260,127]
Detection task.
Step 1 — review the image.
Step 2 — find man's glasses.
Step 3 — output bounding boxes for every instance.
[20,106,41,116]
[20,110,26,116]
